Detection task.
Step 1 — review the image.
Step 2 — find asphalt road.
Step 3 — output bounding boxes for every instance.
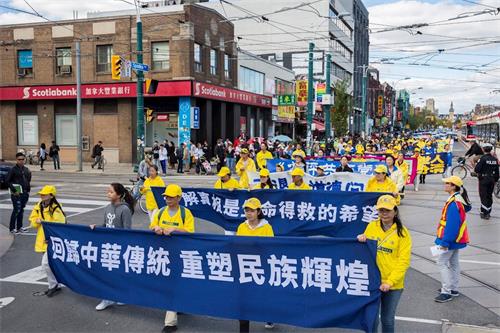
[1,144,499,333]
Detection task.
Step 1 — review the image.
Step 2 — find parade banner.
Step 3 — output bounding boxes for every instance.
[248,171,371,191]
[44,223,380,332]
[364,155,417,185]
[152,188,381,237]
[266,159,381,176]
[420,152,449,175]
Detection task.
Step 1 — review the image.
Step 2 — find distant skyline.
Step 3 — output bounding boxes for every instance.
[1,0,499,114]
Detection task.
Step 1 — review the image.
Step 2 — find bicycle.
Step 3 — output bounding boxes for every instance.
[451,156,476,180]
[128,179,147,214]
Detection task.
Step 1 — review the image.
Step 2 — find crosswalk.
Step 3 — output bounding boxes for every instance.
[0,196,108,217]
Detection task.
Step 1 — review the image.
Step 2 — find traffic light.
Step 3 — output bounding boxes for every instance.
[145,108,154,123]
[145,79,158,94]
[111,55,122,80]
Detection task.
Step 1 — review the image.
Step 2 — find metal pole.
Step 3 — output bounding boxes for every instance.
[361,65,367,137]
[76,40,82,171]
[135,1,144,170]
[306,42,314,154]
[324,53,332,140]
[392,89,397,132]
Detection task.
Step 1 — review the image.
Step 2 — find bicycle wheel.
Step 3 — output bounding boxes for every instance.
[494,182,500,199]
[451,165,467,180]
[139,195,148,214]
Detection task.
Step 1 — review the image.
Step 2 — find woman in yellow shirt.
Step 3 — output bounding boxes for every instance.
[140,165,165,221]
[256,143,273,170]
[252,168,274,190]
[29,185,66,297]
[236,198,274,332]
[366,165,400,205]
[357,195,412,333]
[214,166,241,190]
[236,148,256,189]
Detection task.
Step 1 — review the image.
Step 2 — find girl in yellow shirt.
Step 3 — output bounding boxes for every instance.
[29,185,66,297]
[252,168,275,190]
[357,195,412,333]
[236,198,274,331]
[236,148,256,189]
[140,165,165,221]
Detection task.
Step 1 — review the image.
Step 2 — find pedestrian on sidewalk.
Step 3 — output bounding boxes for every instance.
[159,144,168,175]
[29,185,66,297]
[175,143,185,173]
[435,176,471,303]
[6,152,31,234]
[49,141,61,170]
[149,184,195,333]
[152,141,160,169]
[91,141,104,169]
[140,165,165,221]
[412,148,425,191]
[91,183,135,311]
[357,195,412,333]
[39,143,47,171]
[474,144,499,220]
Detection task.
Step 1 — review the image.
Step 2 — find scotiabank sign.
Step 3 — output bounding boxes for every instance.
[193,81,272,108]
[0,81,191,101]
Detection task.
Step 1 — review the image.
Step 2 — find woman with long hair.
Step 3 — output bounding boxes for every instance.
[140,165,166,221]
[434,176,471,303]
[29,185,66,297]
[252,168,274,189]
[357,195,412,333]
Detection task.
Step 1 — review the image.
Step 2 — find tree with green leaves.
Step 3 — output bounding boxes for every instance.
[331,79,351,137]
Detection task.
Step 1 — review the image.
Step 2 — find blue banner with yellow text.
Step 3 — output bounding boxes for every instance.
[43,223,380,332]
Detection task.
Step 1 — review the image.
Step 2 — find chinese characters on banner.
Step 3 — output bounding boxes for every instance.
[151,187,381,237]
[277,106,295,123]
[296,80,308,106]
[377,95,384,117]
[420,152,448,175]
[44,223,380,332]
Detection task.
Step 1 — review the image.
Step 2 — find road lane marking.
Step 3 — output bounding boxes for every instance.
[0,297,15,308]
[395,316,442,325]
[460,260,500,266]
[0,266,47,286]
[0,204,92,214]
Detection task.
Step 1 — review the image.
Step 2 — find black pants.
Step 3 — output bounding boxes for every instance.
[40,157,45,169]
[479,177,495,215]
[10,193,29,231]
[239,320,249,333]
[177,159,183,173]
[419,174,426,184]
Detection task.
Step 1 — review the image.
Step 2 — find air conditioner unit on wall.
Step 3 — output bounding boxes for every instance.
[17,68,26,76]
[60,65,72,74]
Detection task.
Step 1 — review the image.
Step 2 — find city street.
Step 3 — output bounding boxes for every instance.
[0,141,498,333]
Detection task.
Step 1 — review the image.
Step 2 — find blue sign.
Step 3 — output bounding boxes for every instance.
[191,107,200,129]
[178,97,191,146]
[18,50,32,68]
[130,61,149,72]
[151,187,383,237]
[267,159,381,176]
[43,223,380,332]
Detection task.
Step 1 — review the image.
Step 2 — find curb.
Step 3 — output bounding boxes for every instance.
[0,224,14,258]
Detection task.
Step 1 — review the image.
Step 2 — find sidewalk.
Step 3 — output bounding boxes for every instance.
[0,224,14,258]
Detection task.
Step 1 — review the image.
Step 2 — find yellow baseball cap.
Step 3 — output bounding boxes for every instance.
[217,166,231,177]
[38,185,56,196]
[374,165,388,174]
[259,168,270,177]
[290,168,305,177]
[241,148,249,154]
[442,176,463,187]
[243,198,262,210]
[163,184,182,197]
[414,148,421,152]
[376,195,397,210]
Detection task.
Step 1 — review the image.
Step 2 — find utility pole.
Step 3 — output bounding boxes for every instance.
[392,89,396,132]
[361,64,368,137]
[306,42,314,154]
[76,40,82,171]
[135,1,144,170]
[324,53,332,140]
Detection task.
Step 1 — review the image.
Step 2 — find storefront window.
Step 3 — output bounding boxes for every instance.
[17,115,38,146]
[56,114,77,146]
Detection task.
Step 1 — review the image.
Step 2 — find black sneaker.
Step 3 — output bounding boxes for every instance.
[9,229,16,234]
[484,214,491,220]
[46,286,61,297]
[437,289,459,297]
[434,293,453,303]
[161,326,177,333]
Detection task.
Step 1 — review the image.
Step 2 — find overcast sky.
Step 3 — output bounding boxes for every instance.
[1,0,499,114]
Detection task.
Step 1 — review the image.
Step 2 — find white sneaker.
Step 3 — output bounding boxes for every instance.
[95,300,115,311]
[265,323,275,329]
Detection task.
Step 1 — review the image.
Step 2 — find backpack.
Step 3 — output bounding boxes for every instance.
[157,205,186,226]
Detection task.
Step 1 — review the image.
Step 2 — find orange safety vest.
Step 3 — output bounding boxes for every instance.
[437,195,469,244]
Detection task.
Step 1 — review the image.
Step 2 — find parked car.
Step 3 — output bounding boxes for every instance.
[0,160,14,189]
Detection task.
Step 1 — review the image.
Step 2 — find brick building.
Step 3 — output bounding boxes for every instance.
[0,4,272,163]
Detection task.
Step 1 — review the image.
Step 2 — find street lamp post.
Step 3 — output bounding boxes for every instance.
[134,0,144,171]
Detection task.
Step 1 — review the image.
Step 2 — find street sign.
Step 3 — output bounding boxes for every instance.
[122,60,132,78]
[130,62,149,72]
[322,94,334,105]
[277,94,296,106]
[191,106,200,129]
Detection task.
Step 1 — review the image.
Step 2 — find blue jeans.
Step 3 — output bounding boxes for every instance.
[375,289,403,333]
[226,157,235,172]
[10,193,29,231]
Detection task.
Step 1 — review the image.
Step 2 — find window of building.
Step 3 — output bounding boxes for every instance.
[194,43,202,73]
[55,114,77,146]
[17,115,38,146]
[96,45,112,73]
[152,41,169,70]
[210,49,217,75]
[330,38,352,62]
[238,66,264,94]
[56,47,72,75]
[17,49,33,76]
[329,9,353,39]
[224,53,231,79]
[276,78,293,95]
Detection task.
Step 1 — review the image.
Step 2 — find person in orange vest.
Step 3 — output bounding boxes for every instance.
[434,176,472,303]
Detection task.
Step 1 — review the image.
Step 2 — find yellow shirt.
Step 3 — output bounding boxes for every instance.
[236,158,256,189]
[141,176,166,211]
[29,202,66,253]
[149,206,195,233]
[252,183,270,190]
[363,220,412,289]
[395,160,409,181]
[412,154,426,173]
[256,150,273,170]
[366,177,400,205]
[288,182,312,190]
[214,178,241,190]
[236,220,274,237]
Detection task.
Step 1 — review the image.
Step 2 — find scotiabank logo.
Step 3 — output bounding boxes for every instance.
[195,83,227,99]
[22,86,76,99]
